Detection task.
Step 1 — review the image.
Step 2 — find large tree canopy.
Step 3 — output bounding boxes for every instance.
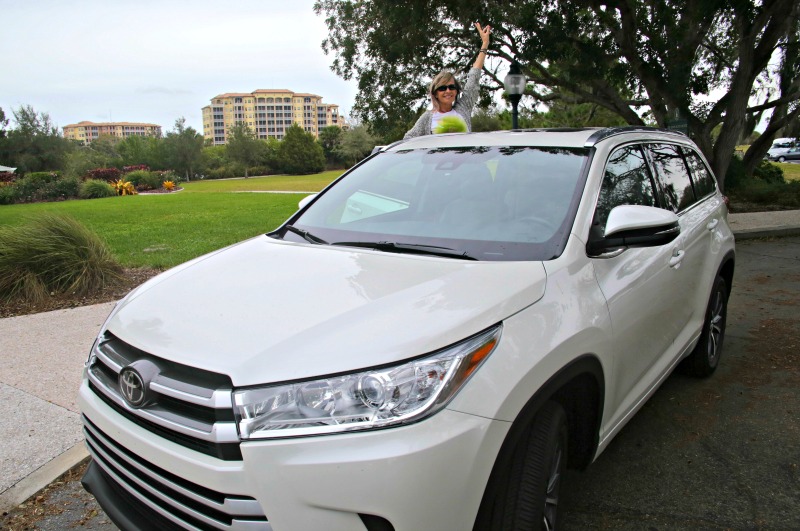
[315,0,800,190]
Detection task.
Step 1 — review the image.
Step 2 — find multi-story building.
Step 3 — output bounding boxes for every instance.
[63,121,162,144]
[202,89,341,145]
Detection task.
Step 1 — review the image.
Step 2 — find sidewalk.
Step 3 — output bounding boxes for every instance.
[1,210,799,513]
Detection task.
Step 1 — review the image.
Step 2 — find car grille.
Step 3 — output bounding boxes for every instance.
[86,332,242,460]
[83,416,270,530]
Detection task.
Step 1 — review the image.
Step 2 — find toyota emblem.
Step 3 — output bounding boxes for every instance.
[119,368,146,407]
[117,359,160,409]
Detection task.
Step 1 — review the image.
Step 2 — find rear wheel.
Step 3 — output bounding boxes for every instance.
[479,401,568,530]
[681,275,728,377]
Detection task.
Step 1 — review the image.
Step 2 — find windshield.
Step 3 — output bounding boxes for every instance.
[279,146,589,261]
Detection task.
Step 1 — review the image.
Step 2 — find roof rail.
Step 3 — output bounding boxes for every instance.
[584,126,688,147]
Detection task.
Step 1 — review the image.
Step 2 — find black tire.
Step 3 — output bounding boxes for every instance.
[681,275,728,377]
[480,401,568,530]
[778,156,787,162]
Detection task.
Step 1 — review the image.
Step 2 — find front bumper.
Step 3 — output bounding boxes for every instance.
[79,377,509,531]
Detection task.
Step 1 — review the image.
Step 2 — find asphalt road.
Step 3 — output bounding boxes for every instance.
[2,236,798,531]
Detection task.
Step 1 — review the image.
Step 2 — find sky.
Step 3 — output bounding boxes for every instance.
[0,0,359,134]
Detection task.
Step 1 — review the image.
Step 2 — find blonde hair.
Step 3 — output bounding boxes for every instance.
[429,71,460,112]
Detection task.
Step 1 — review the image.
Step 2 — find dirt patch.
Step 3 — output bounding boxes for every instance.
[0,268,162,319]
[0,460,107,531]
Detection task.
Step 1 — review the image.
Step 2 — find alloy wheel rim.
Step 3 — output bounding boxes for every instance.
[707,290,725,364]
[543,445,562,531]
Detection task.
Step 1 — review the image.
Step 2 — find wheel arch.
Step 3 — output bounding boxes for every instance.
[474,355,604,528]
[717,250,735,296]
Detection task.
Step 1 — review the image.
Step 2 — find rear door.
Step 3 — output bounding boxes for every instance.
[651,145,725,348]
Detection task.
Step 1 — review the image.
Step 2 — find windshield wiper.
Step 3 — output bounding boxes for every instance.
[284,225,329,245]
[332,241,478,261]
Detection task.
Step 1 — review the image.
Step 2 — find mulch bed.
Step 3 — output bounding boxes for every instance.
[0,268,162,319]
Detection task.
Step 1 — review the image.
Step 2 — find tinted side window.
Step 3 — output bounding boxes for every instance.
[647,143,695,212]
[682,148,716,199]
[595,145,658,232]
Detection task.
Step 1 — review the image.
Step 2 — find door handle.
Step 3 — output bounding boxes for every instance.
[669,249,685,268]
[707,219,719,231]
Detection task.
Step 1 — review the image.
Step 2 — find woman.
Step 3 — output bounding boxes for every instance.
[404,23,491,139]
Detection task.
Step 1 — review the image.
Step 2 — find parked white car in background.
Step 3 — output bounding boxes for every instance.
[79,127,735,531]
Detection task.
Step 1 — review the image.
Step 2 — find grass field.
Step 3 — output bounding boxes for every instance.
[776,162,800,181]
[181,171,343,193]
[0,172,342,269]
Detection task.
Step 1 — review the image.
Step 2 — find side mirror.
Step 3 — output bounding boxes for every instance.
[587,205,680,256]
[298,194,317,210]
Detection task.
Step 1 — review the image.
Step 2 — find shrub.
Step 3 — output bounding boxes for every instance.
[86,167,122,182]
[123,164,149,173]
[139,172,165,191]
[156,170,180,183]
[112,179,137,196]
[0,172,16,184]
[0,213,123,303]
[729,180,800,210]
[206,166,235,179]
[0,184,14,205]
[724,156,746,190]
[4,173,79,203]
[163,180,176,191]
[753,160,785,184]
[80,179,117,199]
[247,166,271,177]
[124,169,152,188]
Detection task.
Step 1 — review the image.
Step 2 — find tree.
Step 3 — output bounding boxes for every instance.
[277,124,326,174]
[0,105,72,173]
[0,107,8,139]
[164,117,203,180]
[117,135,169,170]
[315,0,800,191]
[741,15,800,174]
[318,125,344,166]
[336,125,378,166]
[226,123,262,177]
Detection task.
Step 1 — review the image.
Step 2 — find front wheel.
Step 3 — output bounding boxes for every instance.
[477,401,568,530]
[681,275,728,377]
[778,156,787,162]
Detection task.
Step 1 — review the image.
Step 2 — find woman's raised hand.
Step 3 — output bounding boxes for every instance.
[474,22,491,48]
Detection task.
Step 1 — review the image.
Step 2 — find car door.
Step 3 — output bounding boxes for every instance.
[646,143,719,350]
[590,143,691,432]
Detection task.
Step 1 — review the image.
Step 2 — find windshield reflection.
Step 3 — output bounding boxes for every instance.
[282,146,589,261]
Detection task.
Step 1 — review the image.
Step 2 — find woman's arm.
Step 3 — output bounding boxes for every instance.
[472,23,491,70]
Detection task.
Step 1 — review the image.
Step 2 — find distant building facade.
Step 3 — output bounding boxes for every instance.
[63,121,162,144]
[202,90,341,145]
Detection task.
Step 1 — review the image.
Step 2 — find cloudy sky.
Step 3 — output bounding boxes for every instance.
[0,0,359,133]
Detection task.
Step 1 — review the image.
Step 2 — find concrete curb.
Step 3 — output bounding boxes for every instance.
[733,226,800,240]
[0,444,88,513]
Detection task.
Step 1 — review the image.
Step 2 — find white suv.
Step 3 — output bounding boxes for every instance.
[79,127,735,530]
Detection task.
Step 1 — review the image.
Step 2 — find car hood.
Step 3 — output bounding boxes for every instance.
[107,236,547,386]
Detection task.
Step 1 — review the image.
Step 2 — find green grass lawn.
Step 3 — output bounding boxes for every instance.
[776,162,800,181]
[0,171,342,269]
[182,171,343,193]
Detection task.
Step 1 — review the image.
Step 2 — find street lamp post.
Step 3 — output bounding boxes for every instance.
[503,61,526,130]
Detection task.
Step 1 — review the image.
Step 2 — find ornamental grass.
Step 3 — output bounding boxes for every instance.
[0,213,124,303]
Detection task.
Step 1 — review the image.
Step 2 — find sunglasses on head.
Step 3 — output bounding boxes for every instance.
[435,84,458,93]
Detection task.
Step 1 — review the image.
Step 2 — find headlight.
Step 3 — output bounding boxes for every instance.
[233,324,502,439]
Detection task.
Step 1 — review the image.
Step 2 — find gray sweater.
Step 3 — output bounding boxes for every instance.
[403,67,482,139]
